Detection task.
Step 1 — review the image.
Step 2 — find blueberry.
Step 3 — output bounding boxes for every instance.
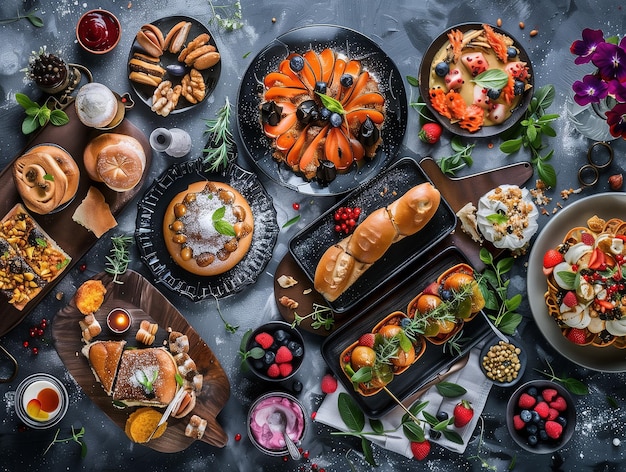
[429,430,442,440]
[440,289,453,301]
[264,351,275,365]
[539,430,549,442]
[531,411,541,423]
[513,80,525,95]
[319,107,331,121]
[434,61,450,77]
[401,318,411,329]
[314,81,327,94]
[253,359,264,370]
[292,380,303,393]
[507,46,518,59]
[274,329,290,345]
[340,73,353,87]
[436,411,449,422]
[329,112,343,128]
[526,424,538,435]
[527,435,538,446]
[487,88,501,100]
[520,409,532,423]
[527,387,538,397]
[557,416,567,428]
[289,55,305,72]
[288,340,304,358]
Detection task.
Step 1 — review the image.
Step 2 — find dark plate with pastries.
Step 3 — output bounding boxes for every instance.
[135,157,279,301]
[127,15,221,115]
[52,270,230,451]
[289,157,456,313]
[321,246,491,418]
[0,103,152,336]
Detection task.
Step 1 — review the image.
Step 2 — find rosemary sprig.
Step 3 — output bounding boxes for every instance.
[207,1,243,31]
[104,235,132,284]
[291,303,335,330]
[44,426,87,458]
[203,97,235,173]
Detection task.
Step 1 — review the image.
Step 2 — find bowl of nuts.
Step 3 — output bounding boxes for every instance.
[479,336,526,387]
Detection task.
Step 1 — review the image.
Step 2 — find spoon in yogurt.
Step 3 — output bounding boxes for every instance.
[268,410,301,460]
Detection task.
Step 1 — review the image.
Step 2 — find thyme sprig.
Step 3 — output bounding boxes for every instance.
[104,235,132,284]
[203,97,235,173]
[208,1,243,31]
[291,303,335,330]
[44,426,87,458]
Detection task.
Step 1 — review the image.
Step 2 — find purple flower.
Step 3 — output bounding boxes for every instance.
[605,102,626,138]
[592,37,626,82]
[572,74,609,106]
[608,79,626,102]
[570,28,605,64]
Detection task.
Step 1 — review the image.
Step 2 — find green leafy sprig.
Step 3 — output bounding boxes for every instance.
[15,93,69,135]
[291,303,335,331]
[214,295,239,333]
[406,75,433,123]
[468,416,515,470]
[282,214,301,229]
[208,1,243,31]
[499,84,559,187]
[44,426,87,458]
[136,369,159,394]
[0,9,43,27]
[212,206,236,236]
[534,359,589,395]
[472,69,509,90]
[203,97,235,173]
[436,137,475,176]
[104,235,132,285]
[478,248,523,335]
[238,329,264,371]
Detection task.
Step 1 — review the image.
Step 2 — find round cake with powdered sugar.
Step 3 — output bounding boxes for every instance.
[163,181,254,276]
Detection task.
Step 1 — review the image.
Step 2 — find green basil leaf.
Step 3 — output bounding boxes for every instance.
[472,69,509,90]
[22,116,39,134]
[350,366,372,384]
[422,410,439,425]
[408,400,429,417]
[214,219,235,236]
[240,329,252,352]
[402,421,425,442]
[317,93,344,114]
[369,418,384,435]
[338,392,365,432]
[15,93,38,110]
[406,75,419,87]
[49,109,69,126]
[499,137,523,154]
[496,312,522,335]
[442,429,464,445]
[361,437,377,466]
[435,381,467,398]
[556,270,577,289]
[486,213,508,225]
[249,347,265,359]
[561,377,589,395]
[213,206,226,221]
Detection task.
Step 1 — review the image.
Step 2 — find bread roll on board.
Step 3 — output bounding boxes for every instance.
[314,183,441,302]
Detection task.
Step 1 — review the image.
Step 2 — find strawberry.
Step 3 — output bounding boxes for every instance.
[275,345,293,364]
[562,291,578,308]
[534,401,550,419]
[279,363,293,377]
[321,374,338,394]
[254,332,274,350]
[418,123,443,144]
[581,232,595,246]
[358,333,376,348]
[545,420,563,439]
[410,440,431,460]
[453,399,474,427]
[267,363,280,378]
[550,396,568,412]
[543,249,564,269]
[542,388,558,402]
[566,327,588,345]
[512,414,525,430]
[518,393,536,409]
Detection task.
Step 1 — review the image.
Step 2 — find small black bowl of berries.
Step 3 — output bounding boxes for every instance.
[506,380,576,454]
[244,321,305,382]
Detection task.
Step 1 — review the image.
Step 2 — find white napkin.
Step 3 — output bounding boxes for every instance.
[315,347,492,457]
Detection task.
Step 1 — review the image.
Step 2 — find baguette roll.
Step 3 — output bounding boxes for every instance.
[314,183,440,302]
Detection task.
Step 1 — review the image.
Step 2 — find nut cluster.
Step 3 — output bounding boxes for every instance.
[481,341,522,383]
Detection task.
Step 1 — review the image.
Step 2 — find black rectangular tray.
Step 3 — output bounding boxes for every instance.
[321,246,491,418]
[288,157,456,313]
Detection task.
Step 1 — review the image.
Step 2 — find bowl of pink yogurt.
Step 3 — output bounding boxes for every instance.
[247,391,307,456]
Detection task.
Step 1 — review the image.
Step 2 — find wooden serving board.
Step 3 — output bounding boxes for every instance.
[276,158,534,335]
[52,270,230,452]
[0,103,152,336]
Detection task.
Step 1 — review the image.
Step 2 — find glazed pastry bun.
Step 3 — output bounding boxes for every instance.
[12,144,80,214]
[83,133,146,192]
[75,82,118,129]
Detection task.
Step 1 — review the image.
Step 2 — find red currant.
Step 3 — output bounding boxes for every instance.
[79,263,87,272]
[40,319,47,328]
[234,433,241,441]
[283,456,289,462]
[310,411,317,420]
[292,202,300,211]
[303,450,310,459]
[23,341,29,348]
[32,347,38,355]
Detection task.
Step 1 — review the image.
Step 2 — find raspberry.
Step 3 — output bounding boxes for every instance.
[562,291,578,308]
[321,374,338,394]
[275,345,293,364]
[279,363,293,377]
[542,388,558,402]
[550,396,568,412]
[512,414,525,430]
[545,420,563,439]
[358,333,375,348]
[254,332,274,350]
[267,363,280,378]
[547,408,559,421]
[581,232,595,245]
[534,401,550,419]
[518,393,536,409]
